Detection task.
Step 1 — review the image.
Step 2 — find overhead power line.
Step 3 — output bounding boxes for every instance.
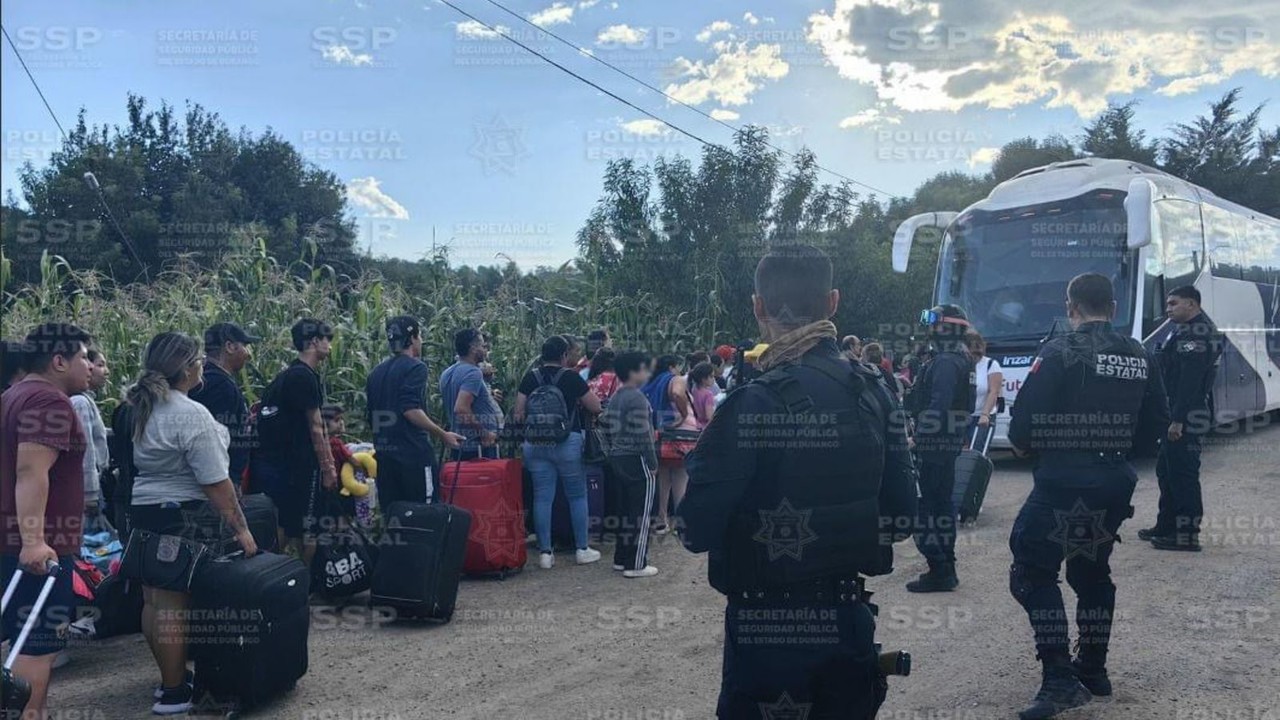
[442,0,725,150]
[470,0,900,198]
[1,23,149,278]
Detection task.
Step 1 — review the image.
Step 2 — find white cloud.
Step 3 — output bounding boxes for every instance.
[347,177,410,220]
[596,24,648,45]
[578,0,600,8]
[665,42,790,106]
[619,119,669,136]
[806,0,1280,118]
[321,45,374,66]
[455,20,508,39]
[530,2,575,27]
[710,108,741,121]
[838,107,902,129]
[743,12,760,25]
[967,146,1001,168]
[696,20,734,43]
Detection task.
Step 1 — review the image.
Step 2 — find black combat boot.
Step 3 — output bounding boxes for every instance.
[1135,526,1162,541]
[1071,647,1111,697]
[905,562,958,593]
[1018,651,1092,720]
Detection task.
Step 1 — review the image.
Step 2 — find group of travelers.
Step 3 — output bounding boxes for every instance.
[0,241,1224,719]
[0,311,760,716]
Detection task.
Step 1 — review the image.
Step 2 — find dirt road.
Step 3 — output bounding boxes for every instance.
[50,418,1280,719]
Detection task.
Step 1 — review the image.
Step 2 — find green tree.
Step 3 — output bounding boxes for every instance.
[5,94,357,283]
[1080,101,1158,165]
[988,135,1079,184]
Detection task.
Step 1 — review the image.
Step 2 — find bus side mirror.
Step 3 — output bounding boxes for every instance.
[1125,178,1158,249]
[892,212,958,273]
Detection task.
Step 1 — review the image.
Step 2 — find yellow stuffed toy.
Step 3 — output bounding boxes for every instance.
[340,452,377,497]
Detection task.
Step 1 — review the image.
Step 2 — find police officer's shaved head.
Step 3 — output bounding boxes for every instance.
[1067,273,1115,318]
[754,244,835,328]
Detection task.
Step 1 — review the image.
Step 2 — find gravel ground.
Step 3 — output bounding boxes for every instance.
[43,416,1280,720]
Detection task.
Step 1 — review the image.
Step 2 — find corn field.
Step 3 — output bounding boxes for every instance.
[1,244,729,431]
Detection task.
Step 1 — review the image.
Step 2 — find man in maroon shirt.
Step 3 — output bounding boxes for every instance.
[1,322,93,717]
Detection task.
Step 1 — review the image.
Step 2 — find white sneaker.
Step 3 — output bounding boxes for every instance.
[575,547,602,565]
[623,565,659,578]
[612,564,625,571]
[539,552,555,569]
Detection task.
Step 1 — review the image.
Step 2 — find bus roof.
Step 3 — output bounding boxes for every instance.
[969,157,1279,226]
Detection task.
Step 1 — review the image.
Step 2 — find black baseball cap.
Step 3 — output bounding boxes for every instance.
[204,322,262,349]
[386,315,421,343]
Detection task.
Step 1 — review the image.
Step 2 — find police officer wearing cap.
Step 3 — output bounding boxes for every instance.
[190,322,262,482]
[679,244,916,718]
[1137,285,1224,552]
[1007,273,1169,719]
[903,304,975,593]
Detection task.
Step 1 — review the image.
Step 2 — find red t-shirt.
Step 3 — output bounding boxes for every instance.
[1,377,87,556]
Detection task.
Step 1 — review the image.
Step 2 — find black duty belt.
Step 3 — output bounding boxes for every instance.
[733,577,866,604]
[1041,451,1128,466]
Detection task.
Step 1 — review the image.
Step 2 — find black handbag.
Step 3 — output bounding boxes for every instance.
[119,528,210,592]
[582,417,608,464]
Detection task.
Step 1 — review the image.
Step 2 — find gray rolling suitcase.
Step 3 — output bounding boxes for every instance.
[952,421,994,524]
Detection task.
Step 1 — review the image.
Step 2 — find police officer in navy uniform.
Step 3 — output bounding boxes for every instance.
[1008,273,1170,719]
[1138,285,1223,552]
[679,244,916,719]
[903,304,975,593]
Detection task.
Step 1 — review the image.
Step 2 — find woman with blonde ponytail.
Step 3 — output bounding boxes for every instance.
[124,331,257,716]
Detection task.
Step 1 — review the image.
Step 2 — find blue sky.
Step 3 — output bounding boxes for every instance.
[2,0,1276,269]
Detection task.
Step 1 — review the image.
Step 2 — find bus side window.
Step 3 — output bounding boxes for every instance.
[1160,199,1204,288]
[1205,204,1244,280]
[1240,215,1280,285]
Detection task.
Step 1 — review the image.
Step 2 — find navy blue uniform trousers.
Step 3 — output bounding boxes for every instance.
[1008,468,1136,658]
[719,598,884,719]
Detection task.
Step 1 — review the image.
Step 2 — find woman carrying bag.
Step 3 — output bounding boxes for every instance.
[122,332,256,715]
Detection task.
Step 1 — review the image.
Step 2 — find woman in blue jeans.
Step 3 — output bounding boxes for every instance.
[515,336,604,569]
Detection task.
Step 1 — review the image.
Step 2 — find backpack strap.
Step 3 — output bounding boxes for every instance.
[802,353,891,433]
[754,368,814,416]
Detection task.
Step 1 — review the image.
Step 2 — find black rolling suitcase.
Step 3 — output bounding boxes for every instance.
[370,501,470,622]
[952,421,995,524]
[189,552,309,714]
[240,494,279,553]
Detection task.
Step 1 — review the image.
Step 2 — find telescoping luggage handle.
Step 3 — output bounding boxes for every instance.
[2,561,62,671]
[970,418,994,455]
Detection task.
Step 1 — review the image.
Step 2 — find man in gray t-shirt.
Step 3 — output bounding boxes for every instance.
[440,329,504,460]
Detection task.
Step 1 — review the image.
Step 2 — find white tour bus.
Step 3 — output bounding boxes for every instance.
[892,157,1280,448]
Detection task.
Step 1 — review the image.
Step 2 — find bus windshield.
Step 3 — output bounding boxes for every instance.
[937,191,1134,343]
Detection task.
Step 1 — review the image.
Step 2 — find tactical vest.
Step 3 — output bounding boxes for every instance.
[721,354,893,590]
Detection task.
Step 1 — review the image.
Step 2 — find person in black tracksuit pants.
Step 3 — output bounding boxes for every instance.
[905,304,975,593]
[598,352,660,576]
[678,245,916,719]
[1008,273,1170,720]
[1139,285,1223,551]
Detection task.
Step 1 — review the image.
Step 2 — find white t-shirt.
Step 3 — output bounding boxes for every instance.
[131,390,231,505]
[973,356,1003,415]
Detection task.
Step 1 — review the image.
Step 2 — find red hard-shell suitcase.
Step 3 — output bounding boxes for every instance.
[444,457,527,577]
